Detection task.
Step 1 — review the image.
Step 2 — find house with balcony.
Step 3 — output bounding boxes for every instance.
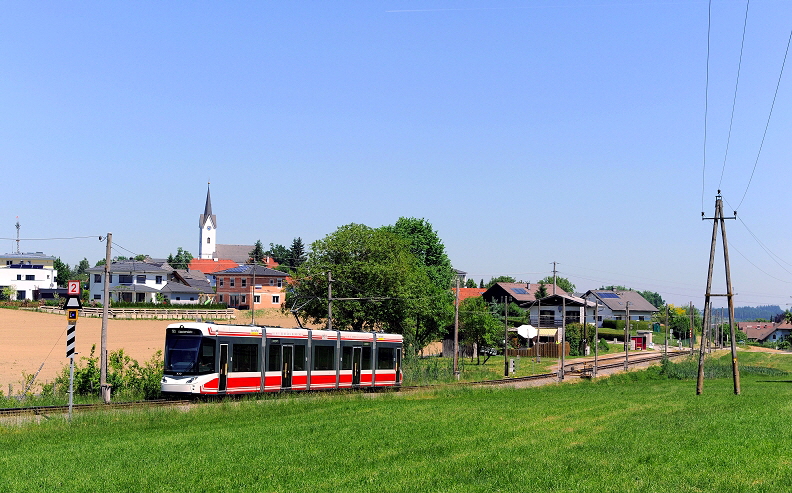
[213,264,289,309]
[583,289,659,327]
[87,261,172,303]
[0,252,58,300]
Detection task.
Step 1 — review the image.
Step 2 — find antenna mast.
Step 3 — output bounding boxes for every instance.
[15,217,20,254]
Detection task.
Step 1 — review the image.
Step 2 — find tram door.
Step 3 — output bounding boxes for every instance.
[281,345,293,389]
[352,347,362,386]
[219,344,229,393]
[395,348,402,384]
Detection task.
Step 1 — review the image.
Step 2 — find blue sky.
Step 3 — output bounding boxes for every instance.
[2,1,791,309]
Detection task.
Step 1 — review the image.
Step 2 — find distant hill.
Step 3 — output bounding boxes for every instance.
[729,305,783,322]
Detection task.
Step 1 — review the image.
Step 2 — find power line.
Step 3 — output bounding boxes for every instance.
[718,0,751,190]
[0,235,100,241]
[736,26,792,210]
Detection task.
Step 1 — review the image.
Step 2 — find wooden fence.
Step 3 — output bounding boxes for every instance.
[508,342,569,359]
[38,306,236,320]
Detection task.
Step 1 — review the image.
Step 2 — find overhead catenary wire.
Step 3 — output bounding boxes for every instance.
[735,26,792,210]
[718,0,751,190]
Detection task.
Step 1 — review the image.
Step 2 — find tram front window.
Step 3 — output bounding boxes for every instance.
[165,335,207,374]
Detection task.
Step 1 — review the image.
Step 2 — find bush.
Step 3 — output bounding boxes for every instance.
[598,338,610,352]
[48,345,163,400]
[108,301,228,310]
[601,320,651,332]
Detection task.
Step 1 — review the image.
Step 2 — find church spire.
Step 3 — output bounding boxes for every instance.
[203,182,213,218]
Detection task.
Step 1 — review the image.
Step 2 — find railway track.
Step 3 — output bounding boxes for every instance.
[1,351,689,417]
[0,399,192,418]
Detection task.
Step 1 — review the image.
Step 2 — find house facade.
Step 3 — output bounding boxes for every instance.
[482,282,569,306]
[86,261,213,304]
[521,293,596,328]
[0,252,58,300]
[583,290,659,327]
[739,322,792,343]
[214,265,289,309]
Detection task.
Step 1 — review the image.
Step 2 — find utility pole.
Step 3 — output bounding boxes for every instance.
[624,301,630,371]
[559,297,566,381]
[100,233,112,404]
[15,217,21,254]
[593,300,599,378]
[453,276,460,379]
[689,302,694,355]
[664,304,669,357]
[327,271,333,331]
[504,297,509,377]
[536,297,541,364]
[551,261,558,295]
[251,263,256,326]
[698,192,740,395]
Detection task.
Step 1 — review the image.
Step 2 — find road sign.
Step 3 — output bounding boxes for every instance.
[67,309,78,321]
[66,324,76,358]
[64,297,82,309]
[67,280,81,297]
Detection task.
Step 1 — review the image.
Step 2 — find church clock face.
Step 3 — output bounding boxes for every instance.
[207,226,212,231]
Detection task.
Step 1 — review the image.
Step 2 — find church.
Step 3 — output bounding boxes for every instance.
[196,184,260,264]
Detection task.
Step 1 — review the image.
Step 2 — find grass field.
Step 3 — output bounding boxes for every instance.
[3,351,792,492]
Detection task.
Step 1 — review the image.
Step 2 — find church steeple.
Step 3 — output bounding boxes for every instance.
[199,182,217,259]
[203,183,213,218]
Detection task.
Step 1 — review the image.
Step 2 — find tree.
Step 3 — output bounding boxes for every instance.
[288,237,307,269]
[95,259,106,267]
[167,248,193,270]
[1,285,17,301]
[74,258,91,281]
[265,243,290,265]
[249,240,266,264]
[384,217,455,351]
[465,279,478,288]
[484,276,516,289]
[538,276,575,294]
[134,254,147,261]
[53,258,72,287]
[288,223,426,337]
[479,279,485,289]
[459,297,501,364]
[534,281,548,299]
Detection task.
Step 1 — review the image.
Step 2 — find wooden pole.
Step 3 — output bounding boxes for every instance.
[624,301,630,371]
[453,277,460,379]
[327,271,332,331]
[719,198,741,394]
[100,232,112,404]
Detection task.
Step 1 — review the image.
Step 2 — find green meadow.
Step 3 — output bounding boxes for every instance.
[2,351,792,492]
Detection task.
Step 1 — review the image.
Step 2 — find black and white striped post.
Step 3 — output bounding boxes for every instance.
[65,281,82,422]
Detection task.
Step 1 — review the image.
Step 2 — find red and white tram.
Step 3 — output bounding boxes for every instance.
[161,323,403,396]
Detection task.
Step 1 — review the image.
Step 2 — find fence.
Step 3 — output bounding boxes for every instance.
[508,342,570,359]
[38,306,236,320]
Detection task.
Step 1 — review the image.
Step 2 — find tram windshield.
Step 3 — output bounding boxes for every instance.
[164,333,215,375]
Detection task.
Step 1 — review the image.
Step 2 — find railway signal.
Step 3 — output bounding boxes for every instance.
[63,283,82,421]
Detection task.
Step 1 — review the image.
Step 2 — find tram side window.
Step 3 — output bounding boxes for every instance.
[294,345,306,371]
[267,344,281,372]
[341,346,353,370]
[232,344,258,372]
[377,347,395,370]
[362,347,372,370]
[313,345,335,371]
[198,340,216,373]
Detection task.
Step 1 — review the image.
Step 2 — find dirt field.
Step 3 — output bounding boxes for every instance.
[0,308,305,393]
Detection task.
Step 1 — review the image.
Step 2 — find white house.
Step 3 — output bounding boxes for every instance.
[0,252,58,300]
[87,261,216,304]
[583,290,659,327]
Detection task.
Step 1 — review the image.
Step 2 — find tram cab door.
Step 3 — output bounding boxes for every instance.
[219,344,229,393]
[352,347,362,386]
[395,348,402,384]
[281,345,293,389]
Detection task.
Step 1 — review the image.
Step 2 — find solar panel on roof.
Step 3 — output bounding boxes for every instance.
[512,288,527,294]
[598,293,619,298]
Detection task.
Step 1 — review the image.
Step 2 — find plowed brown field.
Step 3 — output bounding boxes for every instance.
[0,308,307,392]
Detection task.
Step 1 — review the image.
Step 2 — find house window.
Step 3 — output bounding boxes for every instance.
[241,295,246,303]
[94,294,101,300]
[26,275,34,281]
[241,279,247,287]
[219,278,224,287]
[277,279,283,288]
[207,237,211,244]
[119,275,133,284]
[218,294,224,302]
[94,274,101,283]
[272,295,280,304]
[16,275,21,280]
[230,278,235,287]
[269,279,274,286]
[155,276,162,284]
[136,275,146,284]
[109,275,113,283]
[176,297,180,301]
[254,295,260,303]
[638,316,645,321]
